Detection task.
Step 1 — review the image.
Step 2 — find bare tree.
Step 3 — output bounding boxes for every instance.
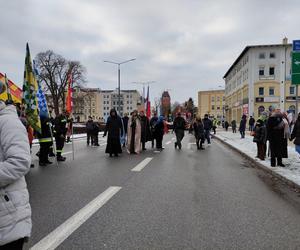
[35,50,86,115]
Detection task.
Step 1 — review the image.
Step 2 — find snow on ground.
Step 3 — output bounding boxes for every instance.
[214,129,300,187]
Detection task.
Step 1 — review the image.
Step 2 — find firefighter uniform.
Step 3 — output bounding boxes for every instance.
[54,113,68,161]
[38,117,53,166]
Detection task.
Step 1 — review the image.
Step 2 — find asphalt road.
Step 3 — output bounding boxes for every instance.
[24,133,300,250]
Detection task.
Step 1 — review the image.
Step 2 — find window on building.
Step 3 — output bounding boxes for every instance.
[223,96,225,101]
[259,87,264,96]
[270,52,276,58]
[217,106,220,110]
[92,109,95,113]
[259,53,265,59]
[217,97,220,102]
[211,105,215,110]
[107,101,109,104]
[290,86,295,95]
[127,95,129,98]
[269,87,275,96]
[259,66,265,76]
[211,96,215,102]
[113,101,116,105]
[269,67,275,76]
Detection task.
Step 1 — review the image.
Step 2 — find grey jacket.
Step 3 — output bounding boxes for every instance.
[0,101,32,245]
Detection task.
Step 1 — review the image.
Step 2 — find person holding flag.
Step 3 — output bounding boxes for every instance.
[33,60,53,166]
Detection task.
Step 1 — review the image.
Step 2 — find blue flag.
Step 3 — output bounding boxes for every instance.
[33,60,49,119]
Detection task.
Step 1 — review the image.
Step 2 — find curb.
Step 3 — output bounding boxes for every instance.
[212,134,300,192]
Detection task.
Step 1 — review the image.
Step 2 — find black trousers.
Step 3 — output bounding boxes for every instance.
[87,132,94,145]
[55,135,65,157]
[156,134,163,149]
[0,238,24,250]
[175,129,185,147]
[93,132,99,145]
[39,142,52,163]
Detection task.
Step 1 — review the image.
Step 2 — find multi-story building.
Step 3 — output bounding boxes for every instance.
[198,90,225,119]
[72,88,102,122]
[100,89,141,120]
[223,38,294,121]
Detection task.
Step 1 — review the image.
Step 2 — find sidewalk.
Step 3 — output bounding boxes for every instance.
[213,129,300,190]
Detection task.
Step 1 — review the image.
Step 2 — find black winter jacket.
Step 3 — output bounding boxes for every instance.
[291,120,300,145]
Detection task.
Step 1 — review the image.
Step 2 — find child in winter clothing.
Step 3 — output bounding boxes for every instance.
[253,119,267,160]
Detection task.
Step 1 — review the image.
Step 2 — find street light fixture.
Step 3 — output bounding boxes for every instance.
[104,58,136,115]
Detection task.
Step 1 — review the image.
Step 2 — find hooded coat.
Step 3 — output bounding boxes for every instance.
[127,115,142,154]
[104,110,123,154]
[0,101,32,246]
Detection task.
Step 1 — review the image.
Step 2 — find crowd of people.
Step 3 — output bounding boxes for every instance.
[220,106,300,168]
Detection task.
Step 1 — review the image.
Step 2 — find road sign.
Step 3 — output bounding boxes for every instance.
[291,52,300,85]
[293,40,300,51]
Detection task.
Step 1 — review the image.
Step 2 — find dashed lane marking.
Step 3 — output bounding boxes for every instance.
[171,138,176,141]
[165,141,172,145]
[131,157,153,172]
[30,186,122,250]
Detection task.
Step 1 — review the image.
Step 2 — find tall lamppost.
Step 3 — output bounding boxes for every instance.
[104,58,136,115]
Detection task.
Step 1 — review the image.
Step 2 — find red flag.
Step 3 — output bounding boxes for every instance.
[66,73,73,114]
[146,85,151,118]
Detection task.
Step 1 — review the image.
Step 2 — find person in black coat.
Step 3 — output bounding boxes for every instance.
[154,116,165,151]
[122,113,129,147]
[103,109,123,157]
[150,113,158,148]
[193,117,205,150]
[267,109,287,167]
[38,117,53,166]
[173,112,186,149]
[290,112,300,156]
[86,116,95,146]
[139,111,151,150]
[253,119,267,160]
[203,114,212,144]
[239,115,247,138]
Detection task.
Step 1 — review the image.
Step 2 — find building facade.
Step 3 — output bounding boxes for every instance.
[198,90,225,119]
[224,39,294,122]
[73,88,141,122]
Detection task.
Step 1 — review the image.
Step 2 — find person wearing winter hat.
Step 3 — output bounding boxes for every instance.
[0,80,32,249]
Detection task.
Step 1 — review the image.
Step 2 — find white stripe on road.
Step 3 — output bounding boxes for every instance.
[165,141,171,145]
[131,157,153,172]
[171,138,176,141]
[62,151,72,155]
[30,186,122,250]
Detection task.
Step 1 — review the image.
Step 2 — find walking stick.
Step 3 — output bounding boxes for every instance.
[49,123,59,167]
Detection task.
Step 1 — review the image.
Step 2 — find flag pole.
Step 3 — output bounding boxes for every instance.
[71,119,75,161]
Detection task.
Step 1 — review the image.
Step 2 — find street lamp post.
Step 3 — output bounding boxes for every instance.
[104,58,136,115]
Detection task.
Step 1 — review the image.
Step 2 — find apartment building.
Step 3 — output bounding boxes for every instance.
[224,38,294,121]
[198,90,225,119]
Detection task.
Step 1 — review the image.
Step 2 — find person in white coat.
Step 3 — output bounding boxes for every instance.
[0,82,32,249]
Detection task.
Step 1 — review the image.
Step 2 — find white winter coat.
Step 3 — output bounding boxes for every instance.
[0,101,32,245]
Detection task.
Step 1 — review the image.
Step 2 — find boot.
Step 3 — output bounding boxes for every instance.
[57,155,66,161]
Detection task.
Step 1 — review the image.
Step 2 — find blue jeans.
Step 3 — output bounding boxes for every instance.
[295,145,300,155]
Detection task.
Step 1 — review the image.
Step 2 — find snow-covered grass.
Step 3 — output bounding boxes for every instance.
[214,129,300,188]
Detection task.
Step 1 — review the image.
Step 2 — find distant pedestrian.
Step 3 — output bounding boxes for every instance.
[93,120,100,146]
[290,112,300,157]
[173,112,186,149]
[150,112,158,148]
[127,110,142,154]
[231,120,237,133]
[38,116,53,166]
[212,118,218,134]
[267,107,287,167]
[54,111,68,161]
[249,116,255,131]
[239,115,247,139]
[0,92,32,249]
[203,114,212,144]
[154,115,165,151]
[193,116,205,150]
[253,119,267,160]
[122,113,129,147]
[224,121,229,131]
[103,109,123,157]
[86,116,94,146]
[139,111,151,150]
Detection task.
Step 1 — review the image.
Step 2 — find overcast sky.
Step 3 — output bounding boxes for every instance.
[0,0,299,104]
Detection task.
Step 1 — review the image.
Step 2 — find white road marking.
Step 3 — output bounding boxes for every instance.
[131,157,153,172]
[165,141,172,145]
[30,186,122,250]
[62,151,72,155]
[187,142,196,149]
[171,138,176,141]
[153,150,161,153]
